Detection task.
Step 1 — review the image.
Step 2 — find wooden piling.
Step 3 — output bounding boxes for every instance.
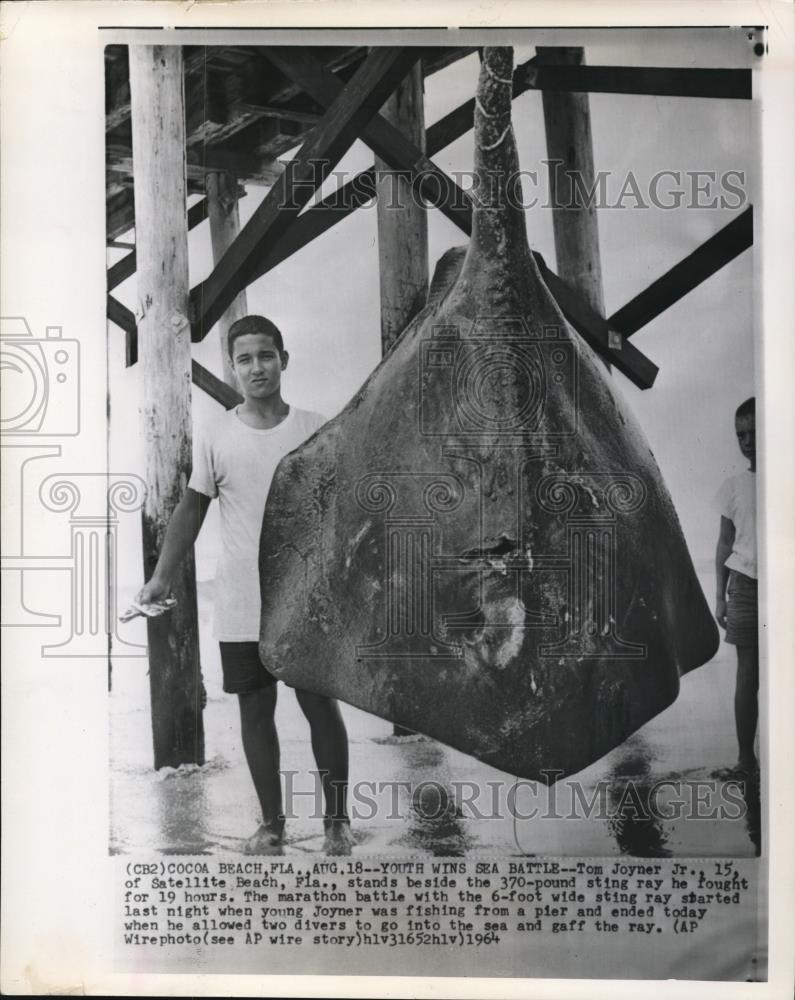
[374,63,428,736]
[129,45,205,769]
[538,47,607,320]
[374,62,429,353]
[207,171,248,386]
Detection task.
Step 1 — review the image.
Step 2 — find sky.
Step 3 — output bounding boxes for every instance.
[108,34,756,584]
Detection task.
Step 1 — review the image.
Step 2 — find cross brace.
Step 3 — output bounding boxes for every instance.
[107,52,753,395]
[609,207,753,337]
[189,47,423,341]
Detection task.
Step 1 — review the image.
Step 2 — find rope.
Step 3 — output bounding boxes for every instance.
[483,58,514,86]
[480,123,512,152]
[475,96,508,120]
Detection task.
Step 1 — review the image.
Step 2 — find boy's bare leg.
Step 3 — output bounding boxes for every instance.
[735,644,759,771]
[238,685,284,852]
[295,689,349,818]
[295,689,354,854]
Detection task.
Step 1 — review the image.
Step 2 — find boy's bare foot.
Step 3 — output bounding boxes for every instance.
[323,818,354,856]
[712,759,759,785]
[243,819,285,856]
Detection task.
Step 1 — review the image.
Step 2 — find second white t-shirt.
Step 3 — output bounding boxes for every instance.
[717,468,757,580]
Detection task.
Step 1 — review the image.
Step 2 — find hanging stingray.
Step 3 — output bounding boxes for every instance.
[259,47,718,781]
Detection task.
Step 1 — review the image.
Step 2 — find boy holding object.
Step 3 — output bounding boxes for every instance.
[136,315,354,856]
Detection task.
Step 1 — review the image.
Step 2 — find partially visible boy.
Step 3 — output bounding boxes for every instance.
[137,315,354,855]
[715,396,759,775]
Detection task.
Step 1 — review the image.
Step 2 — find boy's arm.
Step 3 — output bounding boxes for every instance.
[136,488,212,604]
[715,515,736,628]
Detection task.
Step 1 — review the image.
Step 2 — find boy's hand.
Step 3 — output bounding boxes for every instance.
[136,576,171,606]
[715,597,728,629]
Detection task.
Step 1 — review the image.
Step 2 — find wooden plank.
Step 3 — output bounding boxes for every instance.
[107,141,285,187]
[234,129,656,387]
[227,48,473,134]
[243,169,378,287]
[375,61,429,352]
[609,207,753,337]
[267,44,474,91]
[265,49,541,228]
[106,293,137,366]
[108,50,525,282]
[235,175,749,390]
[171,49,655,387]
[247,45,367,105]
[534,253,659,390]
[107,296,244,407]
[129,44,205,770]
[106,46,472,140]
[539,47,607,319]
[107,46,366,134]
[241,53,543,287]
[106,187,136,242]
[191,360,243,409]
[236,102,322,126]
[107,197,210,293]
[264,47,473,236]
[112,198,656,390]
[422,46,478,77]
[189,46,422,340]
[207,171,247,386]
[521,63,752,100]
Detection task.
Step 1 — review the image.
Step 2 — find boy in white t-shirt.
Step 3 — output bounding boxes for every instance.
[715,396,758,775]
[137,315,354,855]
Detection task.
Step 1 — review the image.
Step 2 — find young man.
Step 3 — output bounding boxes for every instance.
[715,396,759,775]
[136,314,354,856]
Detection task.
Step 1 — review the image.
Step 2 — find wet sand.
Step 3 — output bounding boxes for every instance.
[111,575,760,858]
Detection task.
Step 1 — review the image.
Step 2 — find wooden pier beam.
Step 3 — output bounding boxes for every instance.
[374,62,429,352]
[538,47,607,323]
[129,44,205,769]
[192,47,421,340]
[207,171,248,386]
[374,63,428,736]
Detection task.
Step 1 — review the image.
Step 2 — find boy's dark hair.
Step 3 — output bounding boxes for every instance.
[735,397,755,420]
[227,315,285,359]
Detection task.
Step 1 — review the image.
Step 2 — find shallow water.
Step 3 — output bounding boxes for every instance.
[111,574,760,858]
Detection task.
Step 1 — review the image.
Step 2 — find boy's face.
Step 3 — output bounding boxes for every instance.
[231,332,287,400]
[735,413,756,464]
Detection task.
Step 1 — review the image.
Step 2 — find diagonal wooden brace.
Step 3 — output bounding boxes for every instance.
[188,47,422,341]
[108,198,210,293]
[534,253,659,390]
[609,206,753,338]
[263,47,473,236]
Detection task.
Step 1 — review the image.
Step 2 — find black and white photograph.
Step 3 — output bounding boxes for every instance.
[106,25,764,973]
[2,3,794,996]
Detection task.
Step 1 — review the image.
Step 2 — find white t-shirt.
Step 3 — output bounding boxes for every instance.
[188,405,325,641]
[717,469,757,580]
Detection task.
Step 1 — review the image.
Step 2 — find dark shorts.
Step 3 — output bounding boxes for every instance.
[725,571,758,647]
[219,641,277,694]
